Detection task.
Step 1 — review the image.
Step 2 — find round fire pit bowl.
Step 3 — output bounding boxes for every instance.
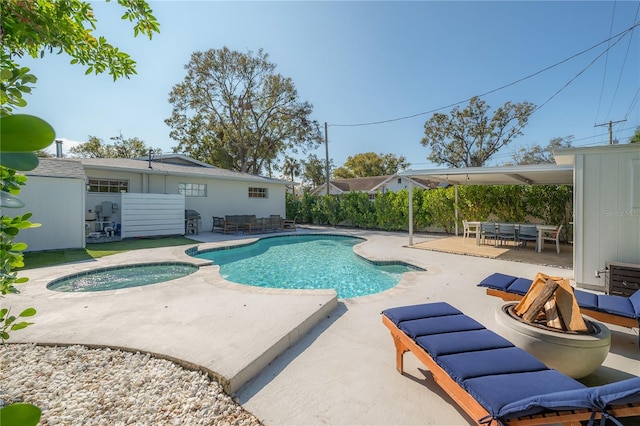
[495,303,611,379]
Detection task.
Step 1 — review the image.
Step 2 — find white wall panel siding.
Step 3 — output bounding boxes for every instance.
[17,176,86,251]
[120,193,185,238]
[571,145,640,288]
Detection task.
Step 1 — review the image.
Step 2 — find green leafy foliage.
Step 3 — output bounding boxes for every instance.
[333,152,410,178]
[69,134,161,158]
[166,47,322,174]
[286,185,572,237]
[0,115,56,152]
[1,0,159,82]
[0,54,38,114]
[0,402,42,426]
[421,96,536,167]
[0,307,37,343]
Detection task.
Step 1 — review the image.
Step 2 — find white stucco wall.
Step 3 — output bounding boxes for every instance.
[15,176,85,252]
[84,167,287,234]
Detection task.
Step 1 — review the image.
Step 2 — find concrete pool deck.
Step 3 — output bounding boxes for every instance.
[9,227,640,425]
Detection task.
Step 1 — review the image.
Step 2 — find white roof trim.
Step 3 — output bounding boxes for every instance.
[398,164,574,185]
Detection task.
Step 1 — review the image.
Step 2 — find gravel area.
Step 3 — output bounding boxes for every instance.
[0,344,263,426]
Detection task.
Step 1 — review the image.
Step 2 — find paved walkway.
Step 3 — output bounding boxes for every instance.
[10,227,639,425]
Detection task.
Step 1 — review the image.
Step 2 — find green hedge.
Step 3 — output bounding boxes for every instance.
[286,185,573,241]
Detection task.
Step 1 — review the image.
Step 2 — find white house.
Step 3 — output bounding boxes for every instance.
[17,155,290,251]
[311,174,437,198]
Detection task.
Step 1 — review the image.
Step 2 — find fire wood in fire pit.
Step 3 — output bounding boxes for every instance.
[514,273,588,332]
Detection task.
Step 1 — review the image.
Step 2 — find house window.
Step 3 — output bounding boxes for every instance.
[88,178,128,193]
[179,183,207,197]
[248,187,268,198]
[397,178,402,184]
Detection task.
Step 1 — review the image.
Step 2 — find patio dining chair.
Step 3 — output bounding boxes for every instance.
[541,224,563,254]
[518,224,538,250]
[462,220,478,242]
[497,223,517,247]
[480,222,498,247]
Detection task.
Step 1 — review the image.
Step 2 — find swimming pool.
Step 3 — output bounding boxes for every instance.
[192,234,422,298]
[47,262,199,292]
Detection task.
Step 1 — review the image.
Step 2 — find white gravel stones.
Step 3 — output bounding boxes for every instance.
[0,344,262,426]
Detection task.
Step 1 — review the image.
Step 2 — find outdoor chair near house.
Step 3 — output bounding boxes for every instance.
[229,215,257,233]
[541,224,563,254]
[480,222,498,246]
[462,220,478,242]
[269,215,284,232]
[212,216,238,234]
[497,223,517,248]
[517,224,538,250]
[282,216,297,231]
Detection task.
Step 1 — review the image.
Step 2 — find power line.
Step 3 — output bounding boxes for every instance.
[329,21,640,128]
[594,0,618,123]
[605,2,640,120]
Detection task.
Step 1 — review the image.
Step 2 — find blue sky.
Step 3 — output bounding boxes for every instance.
[23,1,640,173]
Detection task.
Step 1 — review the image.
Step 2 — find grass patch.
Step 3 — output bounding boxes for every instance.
[23,236,199,270]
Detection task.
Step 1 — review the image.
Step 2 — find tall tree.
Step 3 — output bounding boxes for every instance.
[166,47,322,175]
[69,134,160,158]
[282,156,301,195]
[333,152,410,178]
[302,153,333,187]
[511,136,574,165]
[629,127,640,144]
[421,96,535,168]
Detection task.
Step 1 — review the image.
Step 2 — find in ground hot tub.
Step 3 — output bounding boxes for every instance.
[47,262,198,292]
[495,303,611,379]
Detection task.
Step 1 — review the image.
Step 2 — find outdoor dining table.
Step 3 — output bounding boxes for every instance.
[466,222,558,252]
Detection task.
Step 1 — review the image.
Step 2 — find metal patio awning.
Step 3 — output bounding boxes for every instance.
[398,164,574,186]
[398,164,574,244]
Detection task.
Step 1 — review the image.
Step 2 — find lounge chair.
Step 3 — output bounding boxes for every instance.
[478,272,640,330]
[212,216,238,234]
[381,301,640,425]
[282,216,296,231]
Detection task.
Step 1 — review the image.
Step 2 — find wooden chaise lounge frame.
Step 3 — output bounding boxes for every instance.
[484,287,638,329]
[382,314,640,425]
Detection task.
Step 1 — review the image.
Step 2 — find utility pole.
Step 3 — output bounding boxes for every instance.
[594,119,627,145]
[324,122,330,196]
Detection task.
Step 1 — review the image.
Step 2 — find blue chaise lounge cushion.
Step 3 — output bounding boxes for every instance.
[478,273,518,291]
[382,302,461,324]
[416,329,513,357]
[496,377,640,419]
[596,295,636,318]
[399,314,485,339]
[464,370,587,419]
[436,347,548,382]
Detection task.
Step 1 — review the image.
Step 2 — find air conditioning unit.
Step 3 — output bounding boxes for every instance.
[605,261,640,297]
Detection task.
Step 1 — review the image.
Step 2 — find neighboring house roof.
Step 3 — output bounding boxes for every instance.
[311,174,437,195]
[27,158,87,179]
[76,157,289,185]
[132,153,218,169]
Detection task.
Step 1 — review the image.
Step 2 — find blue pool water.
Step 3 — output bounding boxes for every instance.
[47,263,199,292]
[193,234,422,298]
